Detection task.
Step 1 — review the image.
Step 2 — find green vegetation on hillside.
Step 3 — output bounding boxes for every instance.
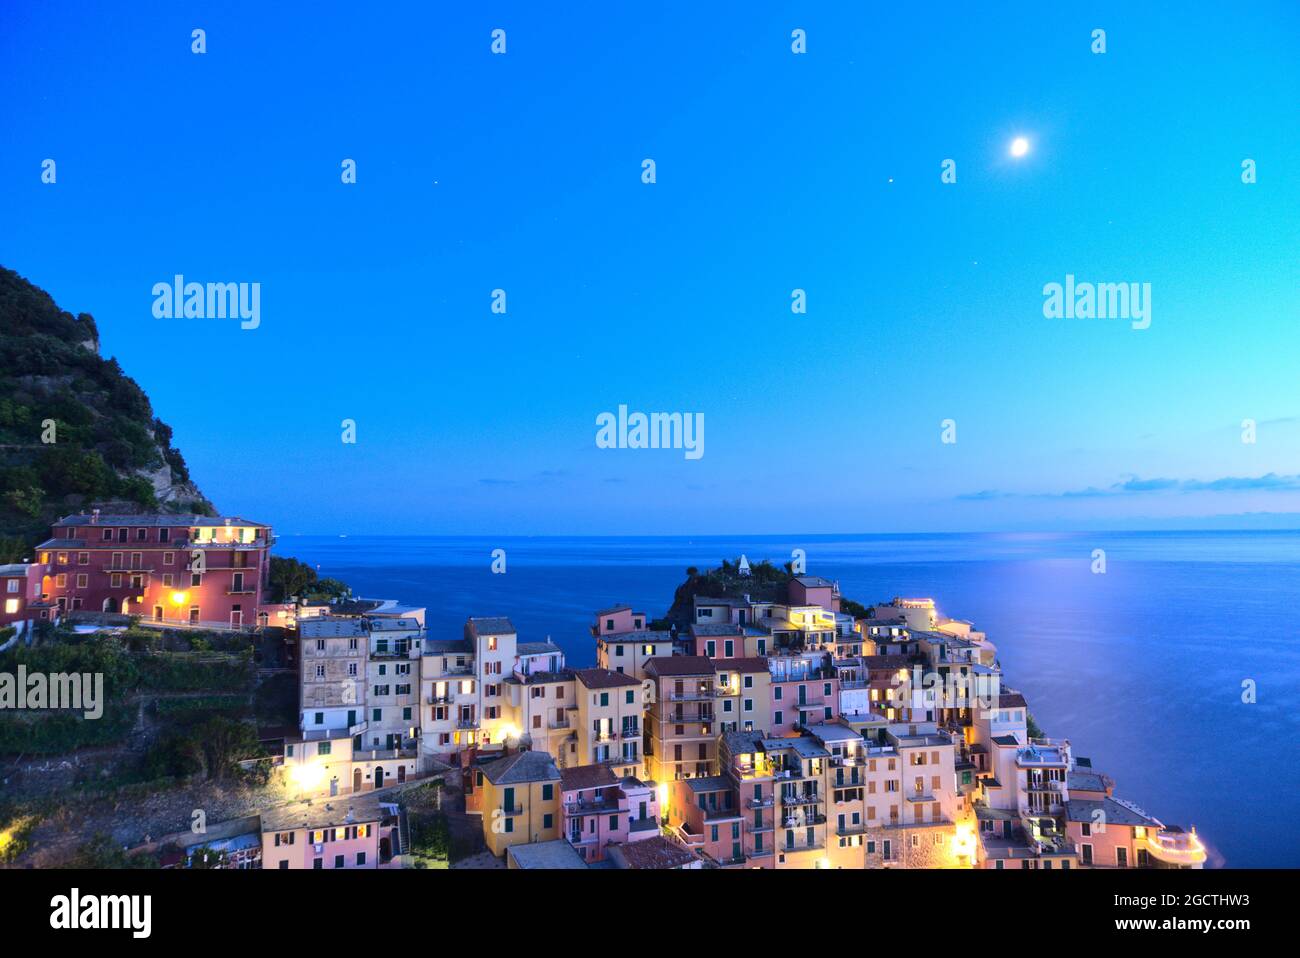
[0,266,214,561]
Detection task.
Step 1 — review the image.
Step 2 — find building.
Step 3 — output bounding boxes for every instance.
[644,656,718,782]
[559,762,660,863]
[38,511,273,628]
[470,749,562,858]
[259,793,400,869]
[572,668,644,771]
[606,833,701,870]
[0,560,57,641]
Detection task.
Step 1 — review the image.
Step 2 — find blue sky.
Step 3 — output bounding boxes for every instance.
[3,1,1299,534]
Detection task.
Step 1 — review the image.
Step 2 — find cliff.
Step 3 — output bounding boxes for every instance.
[0,267,214,561]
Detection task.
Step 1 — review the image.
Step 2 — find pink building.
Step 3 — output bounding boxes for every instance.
[788,575,840,612]
[590,604,648,637]
[559,763,660,863]
[668,775,746,867]
[38,511,274,629]
[769,656,839,735]
[260,794,401,869]
[0,560,58,639]
[689,622,744,658]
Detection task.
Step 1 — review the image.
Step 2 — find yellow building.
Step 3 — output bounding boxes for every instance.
[573,668,644,772]
[712,657,771,734]
[506,669,577,760]
[473,750,562,858]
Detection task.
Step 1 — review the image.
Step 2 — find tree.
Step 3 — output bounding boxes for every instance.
[267,556,318,602]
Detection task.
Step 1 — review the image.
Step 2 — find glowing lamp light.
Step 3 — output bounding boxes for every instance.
[289,762,325,791]
[170,591,188,606]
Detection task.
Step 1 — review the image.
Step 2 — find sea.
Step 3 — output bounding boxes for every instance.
[281,530,1300,868]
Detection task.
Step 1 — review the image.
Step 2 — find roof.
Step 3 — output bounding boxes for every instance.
[644,655,714,677]
[793,576,836,588]
[1067,770,1111,793]
[598,630,673,643]
[517,641,562,656]
[574,667,641,690]
[479,750,561,786]
[507,838,588,870]
[595,604,633,616]
[998,692,1029,709]
[560,763,620,792]
[722,730,766,756]
[714,656,769,674]
[0,563,33,576]
[762,736,829,759]
[367,617,421,632]
[692,595,750,607]
[683,775,733,793]
[509,669,574,686]
[260,793,388,833]
[806,723,862,744]
[467,616,516,636]
[991,735,1020,747]
[57,513,268,527]
[690,623,744,637]
[423,639,473,655]
[1065,797,1161,828]
[610,834,697,870]
[299,618,368,638]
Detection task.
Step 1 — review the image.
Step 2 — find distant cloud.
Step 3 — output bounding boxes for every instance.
[959,473,1300,501]
[477,469,571,488]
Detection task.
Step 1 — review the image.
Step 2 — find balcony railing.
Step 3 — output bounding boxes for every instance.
[666,689,715,701]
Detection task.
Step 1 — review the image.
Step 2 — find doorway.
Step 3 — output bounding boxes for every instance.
[374,766,385,789]
[353,768,362,792]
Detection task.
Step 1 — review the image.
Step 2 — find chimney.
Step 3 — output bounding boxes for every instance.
[91,508,100,524]
[344,806,356,824]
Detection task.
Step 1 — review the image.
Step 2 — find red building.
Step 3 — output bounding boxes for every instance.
[38,510,274,629]
[1,560,59,639]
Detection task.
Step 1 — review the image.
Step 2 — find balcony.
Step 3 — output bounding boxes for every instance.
[499,804,524,816]
[780,791,823,806]
[667,688,715,702]
[748,795,775,809]
[1145,828,1207,867]
[455,718,478,729]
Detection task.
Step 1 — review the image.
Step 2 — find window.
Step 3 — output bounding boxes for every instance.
[76,574,87,588]
[599,692,609,707]
[191,573,202,587]
[625,690,634,704]
[78,552,88,565]
[356,852,366,866]
[334,854,344,869]
[56,574,67,588]
[159,528,170,542]
[774,710,782,725]
[542,783,553,800]
[318,742,331,755]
